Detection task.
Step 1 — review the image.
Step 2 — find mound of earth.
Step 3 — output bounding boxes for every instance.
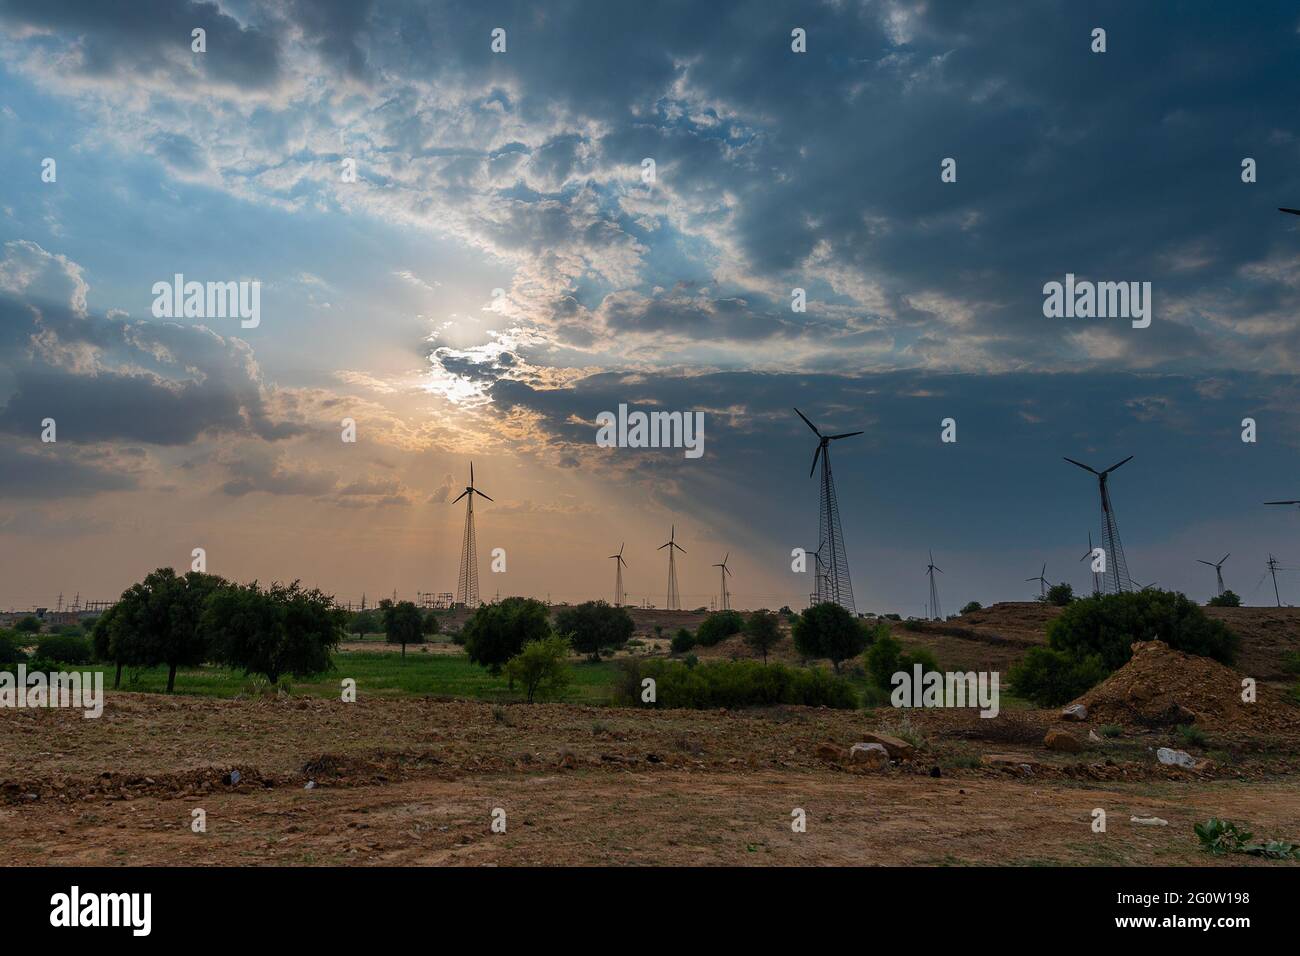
[1077,640,1300,732]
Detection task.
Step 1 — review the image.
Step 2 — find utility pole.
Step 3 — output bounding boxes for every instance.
[1268,554,1282,607]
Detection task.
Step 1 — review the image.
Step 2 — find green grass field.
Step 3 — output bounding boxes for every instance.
[84,650,623,704]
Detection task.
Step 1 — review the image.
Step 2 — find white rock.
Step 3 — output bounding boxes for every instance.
[1156,747,1196,768]
[1130,815,1168,826]
[1061,703,1088,721]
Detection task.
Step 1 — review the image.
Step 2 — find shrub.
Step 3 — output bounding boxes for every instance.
[1207,590,1242,608]
[422,611,441,636]
[792,602,868,671]
[0,630,27,664]
[670,628,696,654]
[1046,589,1239,672]
[1282,651,1300,676]
[461,597,551,675]
[1178,724,1209,748]
[1008,646,1107,706]
[504,635,572,703]
[34,634,91,665]
[348,609,379,641]
[614,658,857,710]
[960,601,983,615]
[695,610,744,647]
[553,601,634,660]
[864,632,941,691]
[1046,583,1074,606]
[14,616,41,634]
[742,610,782,663]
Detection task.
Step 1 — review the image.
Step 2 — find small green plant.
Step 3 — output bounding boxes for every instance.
[1177,723,1209,748]
[1100,724,1123,738]
[1195,818,1300,859]
[504,634,572,703]
[1282,651,1300,676]
[959,601,983,615]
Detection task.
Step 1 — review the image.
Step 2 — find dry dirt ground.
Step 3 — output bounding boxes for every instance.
[4,691,1300,866]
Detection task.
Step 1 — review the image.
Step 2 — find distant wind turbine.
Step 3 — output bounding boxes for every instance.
[452,462,492,607]
[1196,553,1230,597]
[658,526,686,611]
[925,550,943,620]
[1026,562,1049,600]
[609,543,627,607]
[1064,455,1135,593]
[712,552,732,611]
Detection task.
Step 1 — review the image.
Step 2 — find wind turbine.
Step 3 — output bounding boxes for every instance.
[1064,455,1134,593]
[658,525,686,611]
[1196,553,1230,597]
[1080,532,1101,596]
[712,552,732,611]
[1264,499,1300,509]
[609,543,628,607]
[452,462,492,607]
[803,541,827,607]
[1026,562,1049,600]
[794,408,863,613]
[925,550,943,620]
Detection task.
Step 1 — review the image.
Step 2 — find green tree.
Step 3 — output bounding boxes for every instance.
[462,597,552,675]
[203,581,343,685]
[348,609,379,642]
[791,602,866,672]
[422,610,441,637]
[110,568,228,692]
[960,601,983,615]
[15,616,40,634]
[504,634,572,703]
[1207,590,1242,608]
[670,628,696,654]
[1009,646,1107,706]
[553,600,634,660]
[90,605,126,687]
[743,609,782,664]
[379,599,424,658]
[0,630,27,665]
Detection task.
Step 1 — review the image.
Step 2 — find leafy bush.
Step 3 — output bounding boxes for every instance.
[34,633,92,665]
[1046,583,1074,606]
[864,632,941,691]
[0,630,28,664]
[504,635,572,703]
[1008,646,1107,706]
[1178,723,1209,748]
[695,610,744,647]
[615,658,857,710]
[1046,589,1239,672]
[1207,590,1242,608]
[553,601,634,660]
[111,568,231,692]
[670,628,696,654]
[14,616,41,634]
[1283,651,1300,676]
[461,597,552,675]
[792,602,868,671]
[960,601,983,615]
[348,609,379,640]
[742,610,782,663]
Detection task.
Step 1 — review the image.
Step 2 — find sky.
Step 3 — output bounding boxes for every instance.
[2,0,1300,615]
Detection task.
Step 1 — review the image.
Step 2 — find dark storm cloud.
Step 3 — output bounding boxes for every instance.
[0,0,282,90]
[0,446,137,498]
[0,292,304,445]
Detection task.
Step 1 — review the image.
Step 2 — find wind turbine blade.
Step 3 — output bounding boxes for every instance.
[452,490,469,503]
[793,407,822,436]
[1219,553,1230,565]
[1197,560,1214,567]
[934,566,943,574]
[809,444,822,478]
[1264,501,1300,505]
[1102,455,1134,474]
[1280,207,1300,216]
[1063,457,1099,475]
[658,542,670,550]
[475,490,493,501]
[826,431,864,440]
[1025,577,1037,582]
[470,461,474,485]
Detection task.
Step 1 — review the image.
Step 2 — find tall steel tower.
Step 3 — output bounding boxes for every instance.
[658,525,685,610]
[1065,456,1134,594]
[452,462,492,606]
[795,408,861,614]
